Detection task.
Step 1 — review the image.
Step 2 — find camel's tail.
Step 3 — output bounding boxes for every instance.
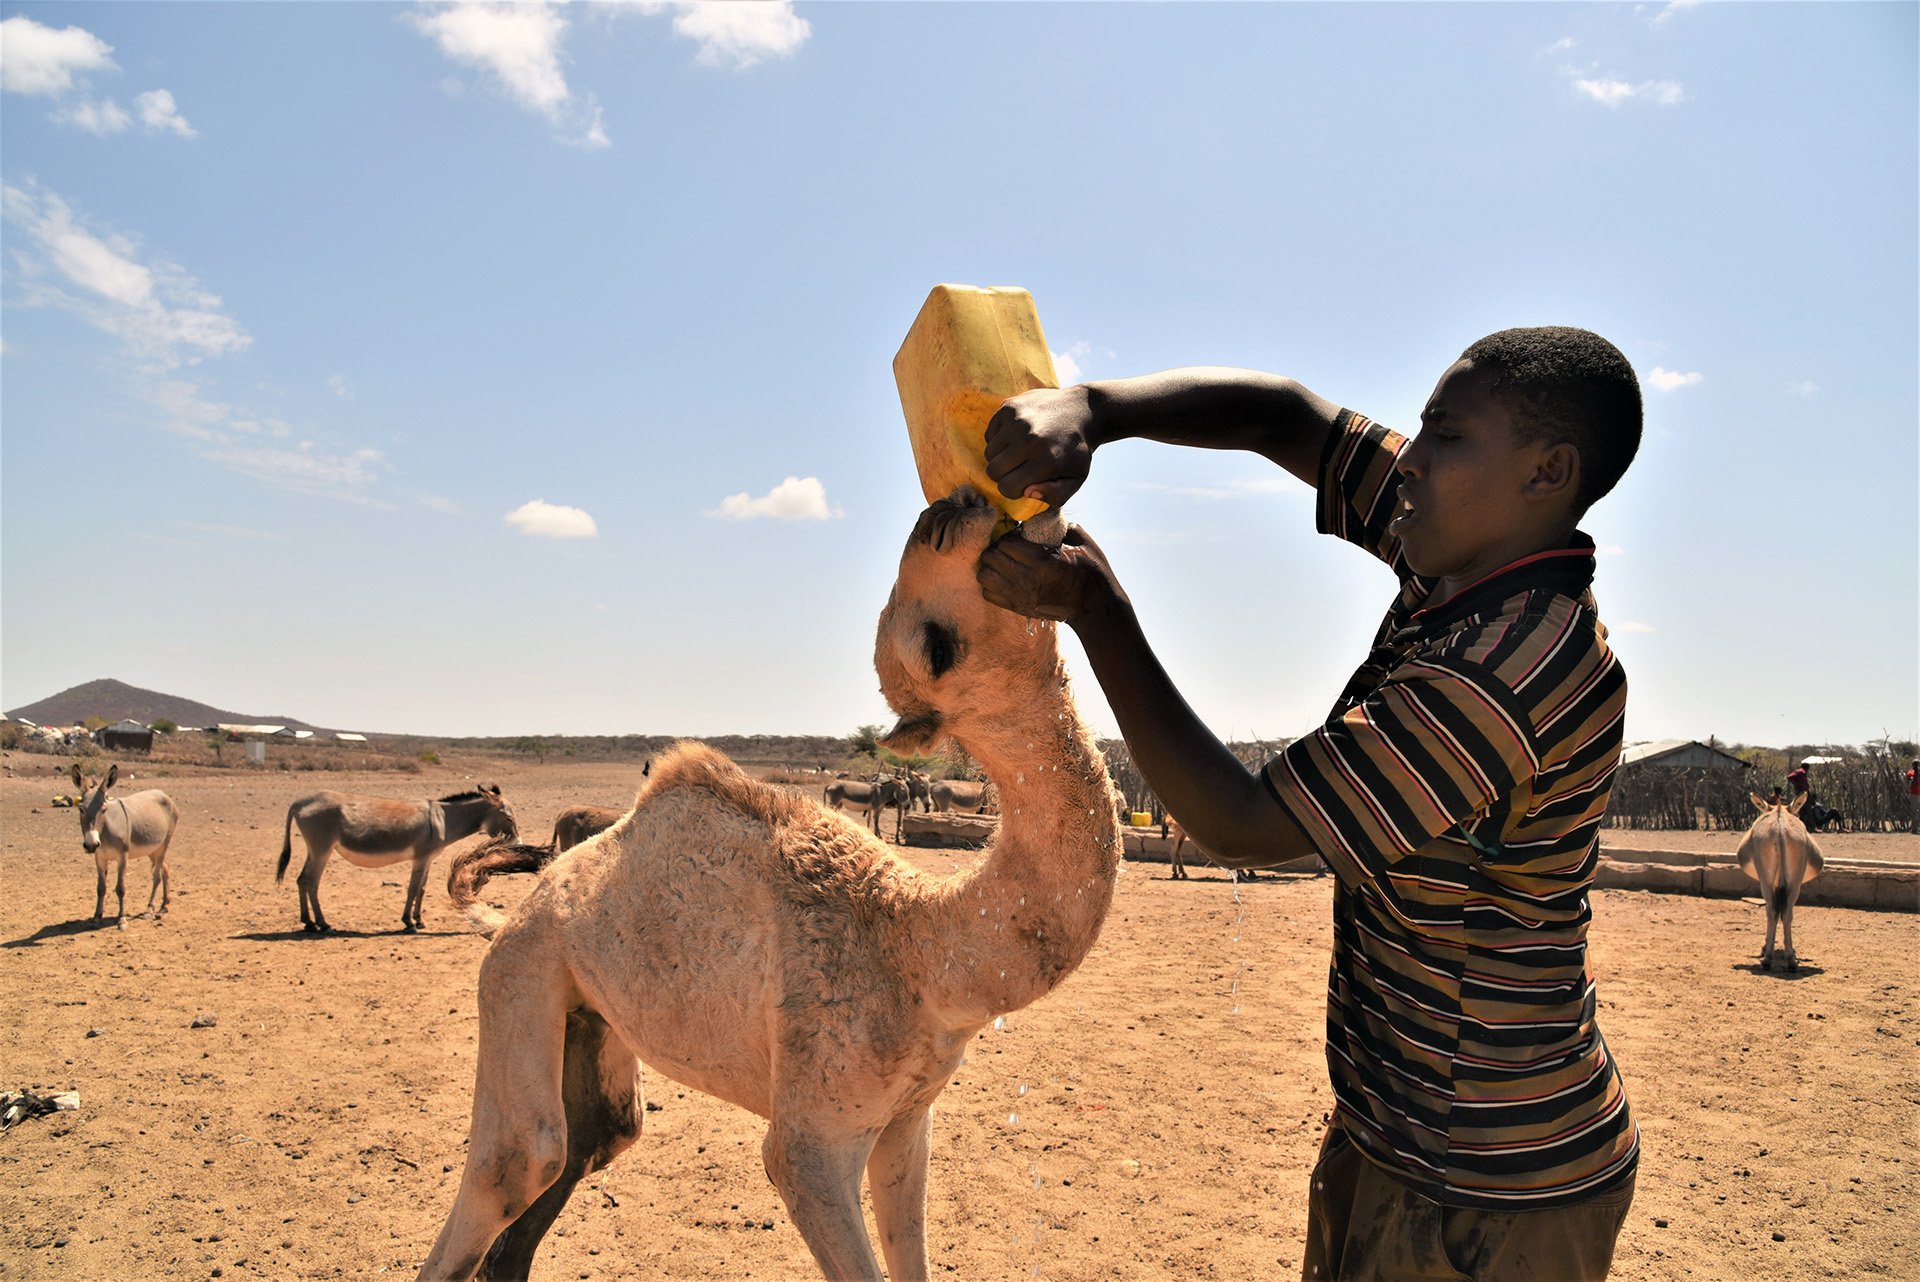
[446,838,557,937]
[275,804,298,883]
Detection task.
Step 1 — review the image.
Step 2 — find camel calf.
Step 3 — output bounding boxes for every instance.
[1736,792,1824,972]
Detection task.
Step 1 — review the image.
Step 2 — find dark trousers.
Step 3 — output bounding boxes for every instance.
[1302,1124,1634,1281]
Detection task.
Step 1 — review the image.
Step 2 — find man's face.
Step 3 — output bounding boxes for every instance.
[1391,359,1557,590]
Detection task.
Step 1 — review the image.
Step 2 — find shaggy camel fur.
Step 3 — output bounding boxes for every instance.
[418,491,1122,1282]
[1737,792,1825,972]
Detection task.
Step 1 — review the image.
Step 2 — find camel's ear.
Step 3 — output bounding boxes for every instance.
[1749,792,1770,812]
[104,763,118,789]
[1788,793,1808,814]
[880,710,943,756]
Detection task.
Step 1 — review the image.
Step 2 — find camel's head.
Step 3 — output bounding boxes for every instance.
[874,488,1063,755]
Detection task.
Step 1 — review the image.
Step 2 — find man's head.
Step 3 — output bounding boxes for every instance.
[1458,327,1642,516]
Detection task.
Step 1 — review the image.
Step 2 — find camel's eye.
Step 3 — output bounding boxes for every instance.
[922,620,959,679]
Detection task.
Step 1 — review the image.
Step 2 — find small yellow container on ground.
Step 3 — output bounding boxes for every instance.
[893,284,1060,523]
[1130,811,1153,828]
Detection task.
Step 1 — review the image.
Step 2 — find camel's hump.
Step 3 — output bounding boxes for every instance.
[636,741,812,831]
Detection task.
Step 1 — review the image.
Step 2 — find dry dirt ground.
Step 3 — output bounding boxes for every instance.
[2,756,1915,1282]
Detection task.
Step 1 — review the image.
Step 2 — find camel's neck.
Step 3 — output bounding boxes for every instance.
[915,660,1123,1028]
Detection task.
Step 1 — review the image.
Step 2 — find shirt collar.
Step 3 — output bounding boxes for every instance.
[1404,533,1598,636]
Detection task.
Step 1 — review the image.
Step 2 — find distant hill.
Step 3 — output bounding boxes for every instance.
[4,678,324,733]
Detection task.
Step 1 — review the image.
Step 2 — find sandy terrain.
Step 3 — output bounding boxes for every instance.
[2,756,1915,1281]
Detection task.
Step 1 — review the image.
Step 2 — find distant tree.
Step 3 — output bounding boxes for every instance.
[512,735,551,763]
[849,725,882,759]
[83,716,109,731]
[205,729,225,764]
[151,718,178,734]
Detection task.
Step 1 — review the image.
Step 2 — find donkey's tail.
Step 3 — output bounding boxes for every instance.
[1769,880,1793,915]
[275,804,299,883]
[446,838,557,938]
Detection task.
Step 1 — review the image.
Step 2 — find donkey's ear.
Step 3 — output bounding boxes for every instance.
[104,763,119,788]
[1749,792,1769,812]
[1788,793,1808,814]
[71,763,84,789]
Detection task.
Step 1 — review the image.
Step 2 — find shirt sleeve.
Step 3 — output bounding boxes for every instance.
[1262,654,1542,889]
[1317,409,1410,570]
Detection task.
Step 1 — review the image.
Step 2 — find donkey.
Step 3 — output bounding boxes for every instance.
[929,778,993,814]
[551,805,625,854]
[69,763,179,927]
[277,786,517,933]
[904,769,933,813]
[822,776,909,841]
[1736,792,1825,972]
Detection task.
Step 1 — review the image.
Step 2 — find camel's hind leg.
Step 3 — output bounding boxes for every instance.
[868,1106,934,1282]
[418,930,574,1282]
[476,1009,642,1280]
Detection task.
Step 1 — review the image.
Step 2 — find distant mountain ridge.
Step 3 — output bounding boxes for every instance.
[5,679,325,733]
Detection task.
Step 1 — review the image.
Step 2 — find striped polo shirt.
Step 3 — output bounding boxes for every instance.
[1263,410,1639,1210]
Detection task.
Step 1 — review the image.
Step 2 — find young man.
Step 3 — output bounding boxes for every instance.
[975,327,1643,1281]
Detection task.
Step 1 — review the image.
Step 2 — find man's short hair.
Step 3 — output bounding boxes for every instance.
[1461,327,1642,514]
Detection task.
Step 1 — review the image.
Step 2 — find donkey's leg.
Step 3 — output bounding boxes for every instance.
[418,928,574,1282]
[1781,896,1800,972]
[477,1009,642,1280]
[403,854,432,932]
[154,838,173,917]
[114,852,129,929]
[868,1105,934,1282]
[94,852,110,920]
[1761,896,1780,971]
[298,844,333,933]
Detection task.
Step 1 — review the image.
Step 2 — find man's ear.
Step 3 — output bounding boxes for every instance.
[1525,442,1580,503]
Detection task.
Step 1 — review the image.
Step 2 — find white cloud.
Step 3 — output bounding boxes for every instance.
[1052,341,1090,385]
[328,374,354,399]
[1648,366,1703,392]
[3,183,249,364]
[56,97,130,133]
[708,476,842,521]
[135,88,196,138]
[1573,76,1685,108]
[1784,380,1819,398]
[640,1,812,70]
[506,498,600,538]
[1542,36,1577,56]
[409,1,611,148]
[3,181,394,501]
[409,2,570,117]
[1647,1,1700,30]
[0,15,116,96]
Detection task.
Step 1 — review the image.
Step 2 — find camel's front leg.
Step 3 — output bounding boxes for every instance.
[763,1122,882,1282]
[868,1106,933,1282]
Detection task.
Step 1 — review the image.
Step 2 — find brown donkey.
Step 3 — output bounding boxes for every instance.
[277,786,516,933]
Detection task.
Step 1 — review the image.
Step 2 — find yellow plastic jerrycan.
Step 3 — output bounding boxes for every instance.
[893,284,1060,524]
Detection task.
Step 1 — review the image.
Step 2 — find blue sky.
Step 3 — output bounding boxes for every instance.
[3,1,1914,749]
